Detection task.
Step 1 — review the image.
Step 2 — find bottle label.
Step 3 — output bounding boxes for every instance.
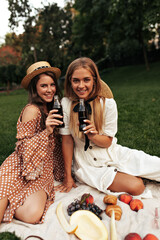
[79,111,87,131]
[53,98,65,128]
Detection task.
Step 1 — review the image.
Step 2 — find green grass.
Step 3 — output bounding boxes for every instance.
[0,89,28,164]
[101,61,160,156]
[0,61,160,165]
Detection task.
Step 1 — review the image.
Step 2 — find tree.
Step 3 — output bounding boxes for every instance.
[7,0,160,71]
[8,0,31,28]
[7,1,73,72]
[4,32,23,54]
[0,45,22,92]
[105,0,160,69]
[0,45,21,65]
[37,3,72,68]
[72,0,160,69]
[72,0,109,61]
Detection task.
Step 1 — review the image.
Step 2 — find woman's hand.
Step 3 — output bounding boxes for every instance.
[82,119,98,140]
[45,109,63,136]
[82,119,113,148]
[55,176,77,193]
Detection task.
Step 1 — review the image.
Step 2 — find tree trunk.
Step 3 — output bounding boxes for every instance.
[142,43,150,71]
[7,80,10,95]
[140,31,150,71]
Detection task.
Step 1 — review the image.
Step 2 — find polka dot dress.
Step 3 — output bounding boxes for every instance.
[0,104,64,223]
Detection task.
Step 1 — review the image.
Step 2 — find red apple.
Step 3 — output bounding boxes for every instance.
[124,233,142,240]
[119,194,132,204]
[143,234,159,240]
[130,199,143,212]
[81,193,94,204]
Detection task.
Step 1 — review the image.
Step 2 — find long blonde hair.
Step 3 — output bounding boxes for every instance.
[64,57,105,137]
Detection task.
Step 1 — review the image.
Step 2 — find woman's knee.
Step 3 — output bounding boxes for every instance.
[25,205,44,223]
[15,189,47,224]
[0,197,8,223]
[15,203,45,224]
[128,178,145,196]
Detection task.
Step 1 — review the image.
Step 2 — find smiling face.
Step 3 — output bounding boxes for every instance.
[36,73,56,103]
[71,67,94,100]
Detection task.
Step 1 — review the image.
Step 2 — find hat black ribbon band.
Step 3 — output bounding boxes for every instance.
[34,66,49,71]
[73,95,97,151]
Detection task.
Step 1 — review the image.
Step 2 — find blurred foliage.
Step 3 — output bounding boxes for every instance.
[6,1,73,74]
[72,0,110,61]
[21,3,73,71]
[0,64,25,90]
[72,0,160,70]
[0,45,21,65]
[0,232,21,240]
[8,0,31,28]
[105,0,160,70]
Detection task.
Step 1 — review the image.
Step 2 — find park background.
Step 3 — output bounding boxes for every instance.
[0,0,160,166]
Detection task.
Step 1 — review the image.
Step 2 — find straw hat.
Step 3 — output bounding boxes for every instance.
[21,61,61,89]
[99,80,113,98]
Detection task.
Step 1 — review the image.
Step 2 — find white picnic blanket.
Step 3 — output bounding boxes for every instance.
[0,181,160,240]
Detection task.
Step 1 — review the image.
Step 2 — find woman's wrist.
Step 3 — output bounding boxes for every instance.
[46,128,54,136]
[89,134,113,148]
[64,171,72,179]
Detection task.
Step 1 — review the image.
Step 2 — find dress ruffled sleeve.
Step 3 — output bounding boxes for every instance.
[15,112,54,180]
[102,98,118,137]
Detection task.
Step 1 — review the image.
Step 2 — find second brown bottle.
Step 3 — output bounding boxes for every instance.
[53,95,65,128]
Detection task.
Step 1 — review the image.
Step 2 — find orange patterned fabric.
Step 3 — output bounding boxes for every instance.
[0,105,64,223]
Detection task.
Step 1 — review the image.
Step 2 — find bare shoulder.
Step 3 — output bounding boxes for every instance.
[22,105,40,123]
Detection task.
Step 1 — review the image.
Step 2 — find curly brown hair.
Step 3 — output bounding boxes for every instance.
[27,71,62,129]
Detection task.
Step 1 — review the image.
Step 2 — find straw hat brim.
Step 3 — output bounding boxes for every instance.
[21,67,61,89]
[99,80,113,98]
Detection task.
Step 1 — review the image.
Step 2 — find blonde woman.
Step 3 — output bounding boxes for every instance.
[0,61,64,225]
[58,57,160,196]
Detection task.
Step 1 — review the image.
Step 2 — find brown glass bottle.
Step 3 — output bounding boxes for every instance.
[53,95,65,128]
[78,99,87,131]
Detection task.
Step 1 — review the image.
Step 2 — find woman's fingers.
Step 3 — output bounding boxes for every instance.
[55,182,77,193]
[83,119,98,134]
[54,184,63,191]
[56,185,71,193]
[47,118,63,126]
[84,128,98,134]
[46,109,63,127]
[49,109,58,115]
[48,110,63,121]
[46,111,63,135]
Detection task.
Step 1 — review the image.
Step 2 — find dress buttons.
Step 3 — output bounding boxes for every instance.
[114,168,117,172]
[93,158,97,161]
[89,146,92,149]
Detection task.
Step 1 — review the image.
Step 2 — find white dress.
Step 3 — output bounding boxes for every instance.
[60,97,160,194]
